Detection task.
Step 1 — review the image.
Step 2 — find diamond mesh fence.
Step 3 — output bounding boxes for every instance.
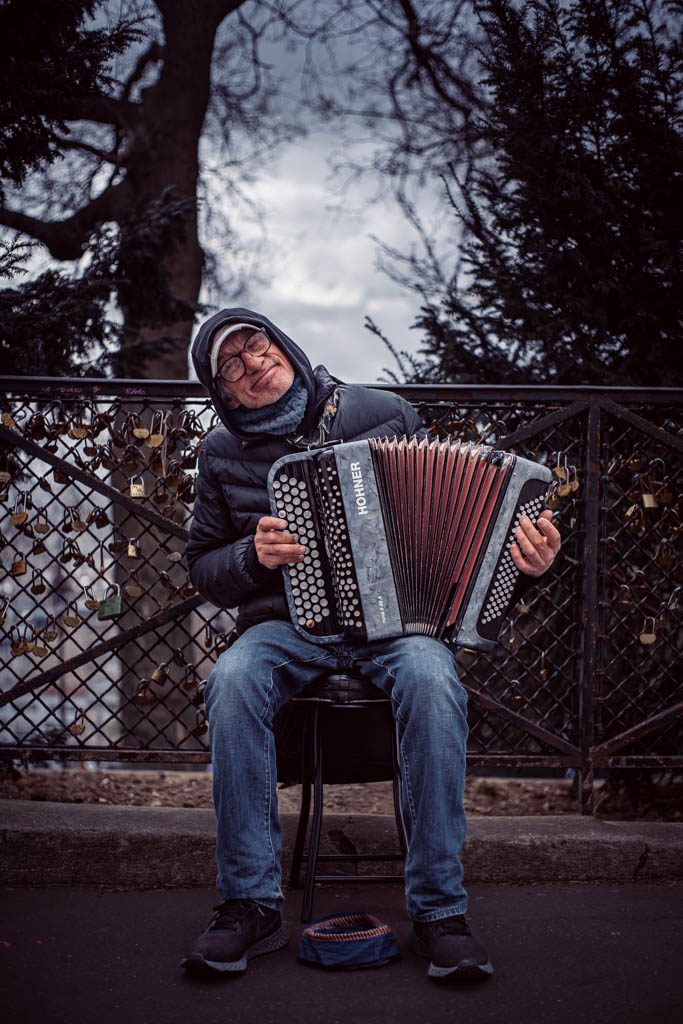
[0,380,680,811]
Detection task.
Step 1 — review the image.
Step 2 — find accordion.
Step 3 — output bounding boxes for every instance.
[267,437,551,651]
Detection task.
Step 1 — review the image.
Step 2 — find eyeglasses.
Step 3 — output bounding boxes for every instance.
[216,329,272,383]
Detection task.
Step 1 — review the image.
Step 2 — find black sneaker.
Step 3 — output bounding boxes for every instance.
[408,914,493,982]
[181,899,288,975]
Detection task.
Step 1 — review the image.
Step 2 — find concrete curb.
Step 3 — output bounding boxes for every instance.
[1,800,681,887]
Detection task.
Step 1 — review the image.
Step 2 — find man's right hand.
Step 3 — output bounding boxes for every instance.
[254,516,306,569]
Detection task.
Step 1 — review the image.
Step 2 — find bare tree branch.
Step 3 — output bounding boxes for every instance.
[0,182,130,260]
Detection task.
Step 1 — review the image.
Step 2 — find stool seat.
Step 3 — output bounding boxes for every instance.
[288,671,407,922]
[291,673,390,706]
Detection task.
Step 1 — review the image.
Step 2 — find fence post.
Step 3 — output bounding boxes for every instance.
[578,397,601,814]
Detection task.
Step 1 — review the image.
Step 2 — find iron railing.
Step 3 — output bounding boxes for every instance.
[0,378,681,813]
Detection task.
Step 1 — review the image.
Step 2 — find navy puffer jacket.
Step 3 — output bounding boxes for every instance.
[187,307,426,632]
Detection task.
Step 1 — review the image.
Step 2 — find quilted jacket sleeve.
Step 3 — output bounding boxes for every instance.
[185,445,276,609]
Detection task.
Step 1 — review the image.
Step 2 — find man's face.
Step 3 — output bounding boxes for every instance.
[217,328,295,409]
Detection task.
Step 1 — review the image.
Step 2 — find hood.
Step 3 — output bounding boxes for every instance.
[191,307,320,440]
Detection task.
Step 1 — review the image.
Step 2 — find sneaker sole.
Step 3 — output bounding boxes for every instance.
[408,931,493,983]
[181,924,289,976]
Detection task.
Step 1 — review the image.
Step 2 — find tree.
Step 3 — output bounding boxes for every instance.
[0,0,303,379]
[370,0,683,386]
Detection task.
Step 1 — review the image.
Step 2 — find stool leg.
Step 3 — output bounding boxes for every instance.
[301,708,324,923]
[289,709,313,888]
[391,717,408,858]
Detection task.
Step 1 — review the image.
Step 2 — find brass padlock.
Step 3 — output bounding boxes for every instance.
[63,602,81,628]
[182,667,198,692]
[10,494,28,527]
[11,553,27,576]
[553,453,568,480]
[124,571,143,598]
[192,709,208,737]
[639,474,658,509]
[84,586,100,611]
[145,412,165,449]
[215,632,229,656]
[98,585,123,621]
[68,710,86,736]
[10,627,26,657]
[129,475,146,498]
[151,663,168,685]
[546,483,561,510]
[133,685,155,707]
[30,570,46,595]
[130,412,150,440]
[34,511,50,535]
[127,538,142,558]
[33,632,49,658]
[539,654,548,681]
[638,617,657,645]
[43,615,58,643]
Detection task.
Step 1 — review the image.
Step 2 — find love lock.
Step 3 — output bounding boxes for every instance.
[98,585,123,621]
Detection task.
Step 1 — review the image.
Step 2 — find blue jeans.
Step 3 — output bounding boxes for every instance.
[204,620,469,922]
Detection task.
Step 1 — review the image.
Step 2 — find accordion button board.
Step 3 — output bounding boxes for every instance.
[267,438,552,651]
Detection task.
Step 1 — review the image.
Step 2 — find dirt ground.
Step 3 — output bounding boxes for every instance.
[1,765,680,819]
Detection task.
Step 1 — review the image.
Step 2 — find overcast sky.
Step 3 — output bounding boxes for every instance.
[194,128,434,386]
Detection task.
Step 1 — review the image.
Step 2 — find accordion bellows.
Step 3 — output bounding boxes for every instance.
[267,437,551,651]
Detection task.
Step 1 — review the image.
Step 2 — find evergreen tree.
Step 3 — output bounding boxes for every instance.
[382,0,683,385]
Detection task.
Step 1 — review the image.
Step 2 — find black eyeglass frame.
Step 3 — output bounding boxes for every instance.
[214,328,272,384]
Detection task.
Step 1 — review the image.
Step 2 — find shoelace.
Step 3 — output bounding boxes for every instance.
[209,899,264,932]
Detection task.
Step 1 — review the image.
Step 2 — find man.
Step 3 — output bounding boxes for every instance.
[183,308,561,981]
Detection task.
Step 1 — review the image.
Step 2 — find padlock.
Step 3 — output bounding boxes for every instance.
[192,709,208,737]
[638,617,657,645]
[639,474,658,509]
[539,654,548,681]
[124,571,143,598]
[43,615,58,643]
[68,710,86,736]
[553,453,568,480]
[130,412,150,440]
[215,632,229,656]
[182,580,197,597]
[30,570,46,595]
[84,586,100,611]
[11,553,27,576]
[133,685,155,707]
[129,475,146,498]
[145,412,165,449]
[97,585,123,621]
[127,538,141,558]
[10,496,28,527]
[63,602,81,628]
[151,663,168,685]
[34,511,50,535]
[33,633,49,658]
[0,594,8,626]
[182,667,199,692]
[546,483,561,510]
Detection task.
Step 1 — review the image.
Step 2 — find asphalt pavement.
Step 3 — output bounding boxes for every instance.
[3,880,682,1024]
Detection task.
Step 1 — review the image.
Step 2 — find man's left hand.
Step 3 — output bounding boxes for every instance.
[510,509,561,578]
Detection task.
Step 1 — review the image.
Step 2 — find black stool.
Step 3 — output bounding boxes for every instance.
[288,672,408,922]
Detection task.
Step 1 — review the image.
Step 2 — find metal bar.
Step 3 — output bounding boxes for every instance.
[606,756,683,768]
[0,424,189,540]
[0,594,205,708]
[465,685,579,756]
[0,747,211,764]
[0,747,581,768]
[600,397,683,454]
[578,399,600,814]
[493,400,589,450]
[2,376,681,403]
[591,701,683,759]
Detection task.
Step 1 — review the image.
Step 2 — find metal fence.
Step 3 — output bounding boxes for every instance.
[0,377,681,813]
